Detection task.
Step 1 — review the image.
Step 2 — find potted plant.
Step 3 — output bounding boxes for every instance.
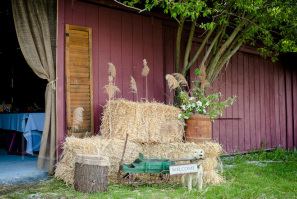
[165,67,236,142]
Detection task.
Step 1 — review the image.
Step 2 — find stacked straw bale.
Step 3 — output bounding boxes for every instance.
[142,141,224,185]
[55,136,142,185]
[56,100,225,186]
[100,99,184,143]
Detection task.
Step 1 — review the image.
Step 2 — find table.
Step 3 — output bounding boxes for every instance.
[0,113,45,155]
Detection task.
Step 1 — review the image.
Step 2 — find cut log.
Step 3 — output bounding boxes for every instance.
[74,154,110,193]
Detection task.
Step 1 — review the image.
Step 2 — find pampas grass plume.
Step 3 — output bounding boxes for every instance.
[130,76,138,94]
[104,84,120,99]
[165,74,179,91]
[142,59,150,77]
[108,62,116,78]
[172,73,188,87]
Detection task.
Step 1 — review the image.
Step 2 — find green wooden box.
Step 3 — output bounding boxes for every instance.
[121,153,175,174]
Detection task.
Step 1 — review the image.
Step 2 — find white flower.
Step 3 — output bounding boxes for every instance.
[205,101,210,106]
[181,105,186,110]
[196,101,202,107]
[189,97,196,101]
[203,109,206,114]
[191,103,196,108]
[178,113,183,119]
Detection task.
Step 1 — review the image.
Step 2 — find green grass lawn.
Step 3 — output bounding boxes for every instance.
[1,149,297,199]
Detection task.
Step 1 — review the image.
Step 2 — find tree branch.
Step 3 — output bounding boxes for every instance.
[209,39,244,83]
[200,26,224,68]
[175,17,185,72]
[113,0,147,13]
[183,27,214,75]
[183,20,196,69]
[207,21,246,80]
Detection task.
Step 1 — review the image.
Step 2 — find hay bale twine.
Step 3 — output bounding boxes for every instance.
[74,154,110,193]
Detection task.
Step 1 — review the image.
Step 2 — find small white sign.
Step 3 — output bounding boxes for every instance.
[169,164,198,175]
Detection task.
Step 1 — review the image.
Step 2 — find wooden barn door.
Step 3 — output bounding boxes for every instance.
[65,24,93,137]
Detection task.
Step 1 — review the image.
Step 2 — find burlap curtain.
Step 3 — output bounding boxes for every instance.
[11,0,57,174]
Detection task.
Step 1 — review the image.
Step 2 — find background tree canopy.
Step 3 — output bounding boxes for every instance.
[121,0,297,84]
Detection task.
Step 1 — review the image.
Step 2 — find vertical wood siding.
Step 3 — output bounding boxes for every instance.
[209,52,297,153]
[57,0,297,153]
[164,26,297,153]
[57,0,164,136]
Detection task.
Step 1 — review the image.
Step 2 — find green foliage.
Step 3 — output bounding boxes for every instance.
[2,150,297,199]
[177,86,236,121]
[176,70,236,120]
[123,0,297,61]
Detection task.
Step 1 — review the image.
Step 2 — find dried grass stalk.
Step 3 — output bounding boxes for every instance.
[104,84,120,99]
[141,59,150,77]
[165,74,179,91]
[108,75,114,83]
[172,73,188,87]
[100,99,184,144]
[108,62,116,78]
[130,76,138,93]
[55,136,142,185]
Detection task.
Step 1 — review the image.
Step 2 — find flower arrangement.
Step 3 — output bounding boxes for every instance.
[166,67,236,121]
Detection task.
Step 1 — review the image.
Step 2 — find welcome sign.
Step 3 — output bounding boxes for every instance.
[169,164,198,175]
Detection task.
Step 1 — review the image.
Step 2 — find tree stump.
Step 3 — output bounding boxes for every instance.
[74,154,110,193]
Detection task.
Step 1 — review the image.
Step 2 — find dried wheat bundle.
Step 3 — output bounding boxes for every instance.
[165,74,179,91]
[172,73,188,87]
[104,84,120,99]
[141,59,150,77]
[55,136,142,185]
[100,99,184,144]
[108,62,116,78]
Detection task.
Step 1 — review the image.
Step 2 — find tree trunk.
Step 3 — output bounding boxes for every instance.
[74,154,109,193]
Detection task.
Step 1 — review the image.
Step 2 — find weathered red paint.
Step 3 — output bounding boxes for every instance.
[57,0,166,145]
[57,0,297,154]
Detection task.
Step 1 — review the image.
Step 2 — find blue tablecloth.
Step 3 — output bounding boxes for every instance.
[0,113,45,155]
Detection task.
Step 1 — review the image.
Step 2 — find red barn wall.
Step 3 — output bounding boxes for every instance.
[164,24,297,153]
[57,0,297,153]
[57,0,165,146]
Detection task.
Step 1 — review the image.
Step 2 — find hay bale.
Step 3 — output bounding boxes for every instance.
[55,136,142,185]
[142,141,224,185]
[100,99,184,144]
[203,171,225,185]
[142,141,221,160]
[189,141,223,158]
[141,143,218,171]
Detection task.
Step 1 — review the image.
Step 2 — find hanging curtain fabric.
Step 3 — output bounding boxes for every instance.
[11,0,57,175]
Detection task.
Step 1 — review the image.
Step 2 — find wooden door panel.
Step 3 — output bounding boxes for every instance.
[65,24,93,136]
